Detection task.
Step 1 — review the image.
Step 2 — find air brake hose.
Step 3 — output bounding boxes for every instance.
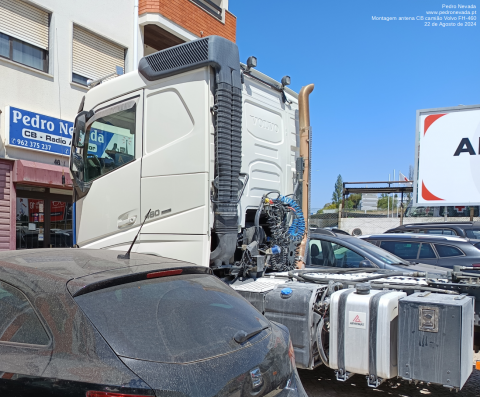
[274,195,306,241]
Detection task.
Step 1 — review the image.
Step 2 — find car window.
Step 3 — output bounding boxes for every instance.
[425,229,456,236]
[0,281,49,345]
[330,242,367,268]
[442,229,456,236]
[308,239,323,266]
[419,243,436,259]
[425,229,444,235]
[466,229,480,239]
[75,274,270,364]
[355,239,410,265]
[379,241,420,260]
[434,244,464,258]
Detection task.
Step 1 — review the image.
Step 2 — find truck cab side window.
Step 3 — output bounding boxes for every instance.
[83,104,136,182]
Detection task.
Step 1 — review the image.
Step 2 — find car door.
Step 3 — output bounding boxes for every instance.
[75,92,143,248]
[0,280,53,396]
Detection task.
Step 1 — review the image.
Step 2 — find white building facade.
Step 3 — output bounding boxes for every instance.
[0,0,135,249]
[0,0,235,250]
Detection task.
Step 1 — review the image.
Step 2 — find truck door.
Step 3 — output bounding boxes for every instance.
[74,92,143,249]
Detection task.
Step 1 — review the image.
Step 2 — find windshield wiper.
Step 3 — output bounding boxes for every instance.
[234,325,269,344]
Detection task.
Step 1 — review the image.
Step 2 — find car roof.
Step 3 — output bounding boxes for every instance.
[361,233,469,242]
[310,232,357,241]
[0,249,195,294]
[398,222,480,228]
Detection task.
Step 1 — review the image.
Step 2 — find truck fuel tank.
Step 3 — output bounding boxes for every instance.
[329,284,406,387]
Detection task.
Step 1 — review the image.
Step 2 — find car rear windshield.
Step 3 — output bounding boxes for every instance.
[74,273,270,364]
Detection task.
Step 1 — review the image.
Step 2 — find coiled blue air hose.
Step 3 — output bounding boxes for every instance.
[275,196,306,241]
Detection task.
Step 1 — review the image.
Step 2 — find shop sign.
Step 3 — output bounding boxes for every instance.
[5,106,73,157]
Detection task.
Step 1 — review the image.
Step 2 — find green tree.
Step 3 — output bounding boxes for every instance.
[331,174,343,207]
[345,193,362,209]
[316,202,337,214]
[378,193,398,209]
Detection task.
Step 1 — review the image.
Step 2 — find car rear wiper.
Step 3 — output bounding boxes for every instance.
[234,325,269,344]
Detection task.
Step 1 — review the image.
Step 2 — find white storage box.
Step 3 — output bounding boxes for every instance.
[329,285,406,386]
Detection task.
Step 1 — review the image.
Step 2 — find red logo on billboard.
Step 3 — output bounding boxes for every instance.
[352,315,361,323]
[454,206,466,213]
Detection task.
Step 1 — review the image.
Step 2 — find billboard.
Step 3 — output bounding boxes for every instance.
[415,105,480,206]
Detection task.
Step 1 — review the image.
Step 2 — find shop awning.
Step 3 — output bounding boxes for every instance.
[13,160,72,189]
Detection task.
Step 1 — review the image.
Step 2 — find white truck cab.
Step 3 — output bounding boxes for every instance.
[70,36,308,269]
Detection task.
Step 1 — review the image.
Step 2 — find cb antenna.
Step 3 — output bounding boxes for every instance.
[118,209,151,260]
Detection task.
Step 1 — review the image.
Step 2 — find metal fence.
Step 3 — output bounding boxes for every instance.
[309,209,480,236]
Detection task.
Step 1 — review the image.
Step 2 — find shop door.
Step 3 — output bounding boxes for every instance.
[16,198,45,249]
[16,186,73,249]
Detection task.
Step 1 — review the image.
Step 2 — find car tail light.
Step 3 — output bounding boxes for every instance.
[147,269,183,279]
[288,338,296,367]
[87,392,148,397]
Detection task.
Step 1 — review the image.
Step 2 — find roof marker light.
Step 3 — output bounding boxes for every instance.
[147,269,183,279]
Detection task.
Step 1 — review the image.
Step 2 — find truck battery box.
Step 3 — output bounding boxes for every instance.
[398,292,474,389]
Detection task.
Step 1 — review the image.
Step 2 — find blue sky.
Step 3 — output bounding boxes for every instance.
[230,0,480,211]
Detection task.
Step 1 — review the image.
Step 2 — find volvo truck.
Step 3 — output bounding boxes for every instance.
[70,36,310,274]
[70,36,479,392]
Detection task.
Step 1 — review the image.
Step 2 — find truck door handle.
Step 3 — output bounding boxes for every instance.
[118,216,137,228]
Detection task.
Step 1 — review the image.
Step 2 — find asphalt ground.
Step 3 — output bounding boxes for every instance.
[299,352,480,397]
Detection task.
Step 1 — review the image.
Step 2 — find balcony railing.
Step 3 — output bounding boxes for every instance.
[190,0,222,20]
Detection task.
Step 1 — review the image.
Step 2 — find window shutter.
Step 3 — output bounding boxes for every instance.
[72,25,125,81]
[0,0,49,49]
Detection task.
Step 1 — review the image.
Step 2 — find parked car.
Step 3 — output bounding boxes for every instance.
[306,229,447,273]
[386,221,480,243]
[0,249,304,397]
[360,233,480,269]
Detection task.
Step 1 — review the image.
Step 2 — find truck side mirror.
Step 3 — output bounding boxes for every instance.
[73,111,88,148]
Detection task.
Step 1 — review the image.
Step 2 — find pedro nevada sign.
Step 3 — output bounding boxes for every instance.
[5,106,73,157]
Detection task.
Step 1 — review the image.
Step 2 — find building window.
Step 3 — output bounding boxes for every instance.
[190,0,223,20]
[0,0,50,72]
[72,25,125,86]
[72,72,89,86]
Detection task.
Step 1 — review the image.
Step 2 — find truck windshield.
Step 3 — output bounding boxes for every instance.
[82,104,136,182]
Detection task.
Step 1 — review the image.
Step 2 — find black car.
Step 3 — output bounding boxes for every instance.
[360,233,480,269]
[306,230,447,273]
[386,221,480,242]
[0,249,304,397]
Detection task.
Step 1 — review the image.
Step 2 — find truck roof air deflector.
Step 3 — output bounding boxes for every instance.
[138,36,241,89]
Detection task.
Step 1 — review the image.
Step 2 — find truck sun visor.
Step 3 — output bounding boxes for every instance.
[139,36,242,268]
